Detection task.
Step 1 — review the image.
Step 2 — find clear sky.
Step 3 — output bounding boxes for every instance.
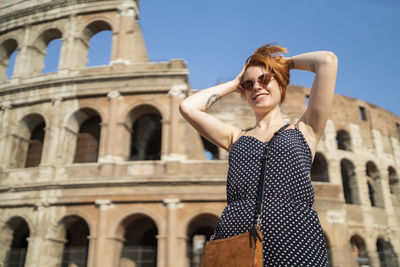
[6,0,400,117]
[138,0,400,117]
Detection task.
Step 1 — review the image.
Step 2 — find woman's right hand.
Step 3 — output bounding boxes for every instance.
[233,64,247,93]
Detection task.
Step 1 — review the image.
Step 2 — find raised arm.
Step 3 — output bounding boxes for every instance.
[179,68,245,151]
[288,51,338,141]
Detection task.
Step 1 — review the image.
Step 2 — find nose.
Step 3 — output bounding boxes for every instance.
[253,81,263,91]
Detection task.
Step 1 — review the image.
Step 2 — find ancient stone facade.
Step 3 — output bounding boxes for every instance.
[0,0,399,267]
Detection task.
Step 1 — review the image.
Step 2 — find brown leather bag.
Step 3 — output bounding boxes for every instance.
[200,225,263,267]
[199,123,290,267]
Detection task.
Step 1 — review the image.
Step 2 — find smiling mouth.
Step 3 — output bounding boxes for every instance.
[253,94,269,100]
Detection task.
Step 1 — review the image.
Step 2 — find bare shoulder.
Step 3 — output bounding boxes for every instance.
[294,120,319,161]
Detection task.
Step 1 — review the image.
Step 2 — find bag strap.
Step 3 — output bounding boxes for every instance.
[255,123,290,227]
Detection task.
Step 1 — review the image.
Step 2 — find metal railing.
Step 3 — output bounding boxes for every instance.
[61,247,88,267]
[4,248,26,267]
[120,246,157,267]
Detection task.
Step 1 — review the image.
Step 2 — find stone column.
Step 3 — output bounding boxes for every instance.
[12,25,31,79]
[59,15,89,70]
[93,199,113,267]
[162,84,188,161]
[40,96,64,166]
[98,91,124,163]
[24,203,48,267]
[0,102,12,169]
[156,235,167,267]
[111,1,148,64]
[164,198,181,267]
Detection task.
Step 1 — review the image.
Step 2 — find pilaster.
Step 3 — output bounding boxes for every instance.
[163,198,181,267]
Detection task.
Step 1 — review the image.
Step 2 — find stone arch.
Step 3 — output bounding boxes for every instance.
[350,235,370,266]
[127,104,163,161]
[340,158,360,204]
[0,216,30,266]
[54,215,91,267]
[310,152,329,182]
[376,237,399,267]
[115,213,159,267]
[388,166,400,199]
[366,161,384,208]
[0,38,18,81]
[9,113,46,168]
[336,129,352,151]
[82,20,113,67]
[186,213,219,267]
[113,207,164,236]
[63,107,103,164]
[29,28,63,74]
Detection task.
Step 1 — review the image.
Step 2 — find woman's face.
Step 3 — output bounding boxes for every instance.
[242,66,282,112]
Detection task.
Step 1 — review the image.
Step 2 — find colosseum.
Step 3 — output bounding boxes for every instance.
[0,0,400,267]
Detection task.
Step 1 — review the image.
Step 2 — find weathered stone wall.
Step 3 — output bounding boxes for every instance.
[1,1,400,267]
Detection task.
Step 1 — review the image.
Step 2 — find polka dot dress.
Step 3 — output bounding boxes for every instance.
[214,126,328,266]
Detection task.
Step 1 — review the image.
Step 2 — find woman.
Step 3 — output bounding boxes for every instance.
[179,43,337,266]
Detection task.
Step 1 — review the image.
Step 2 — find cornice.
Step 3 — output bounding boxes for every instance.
[0,0,109,24]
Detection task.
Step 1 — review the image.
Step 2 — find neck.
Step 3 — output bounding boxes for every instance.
[253,105,286,130]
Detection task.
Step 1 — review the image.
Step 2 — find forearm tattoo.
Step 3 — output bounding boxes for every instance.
[205,94,221,110]
[310,63,316,73]
[288,60,295,69]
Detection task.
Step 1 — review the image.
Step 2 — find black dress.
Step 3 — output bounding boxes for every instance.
[214,126,328,266]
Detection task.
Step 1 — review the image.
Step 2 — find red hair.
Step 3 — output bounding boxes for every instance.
[240,43,290,104]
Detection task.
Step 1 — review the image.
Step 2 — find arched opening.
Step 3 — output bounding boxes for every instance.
[72,108,101,163]
[9,113,46,169]
[350,235,370,266]
[336,129,352,151]
[60,216,90,267]
[25,121,45,168]
[42,38,62,73]
[200,136,219,160]
[31,28,62,74]
[0,38,18,81]
[377,238,399,267]
[84,21,112,67]
[366,162,384,208]
[389,167,399,199]
[118,214,158,267]
[128,105,162,161]
[341,159,360,204]
[187,213,219,267]
[2,217,29,267]
[310,152,329,182]
[367,180,375,207]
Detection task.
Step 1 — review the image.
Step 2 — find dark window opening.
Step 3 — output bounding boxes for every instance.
[359,106,367,121]
[310,153,329,182]
[61,217,89,267]
[4,218,29,267]
[130,114,162,161]
[121,217,158,267]
[341,159,359,204]
[367,181,375,207]
[25,121,45,168]
[74,116,101,163]
[336,130,352,151]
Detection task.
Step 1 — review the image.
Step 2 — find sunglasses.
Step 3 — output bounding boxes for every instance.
[239,73,275,91]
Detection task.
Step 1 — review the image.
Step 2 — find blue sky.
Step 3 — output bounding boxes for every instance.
[6,0,400,117]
